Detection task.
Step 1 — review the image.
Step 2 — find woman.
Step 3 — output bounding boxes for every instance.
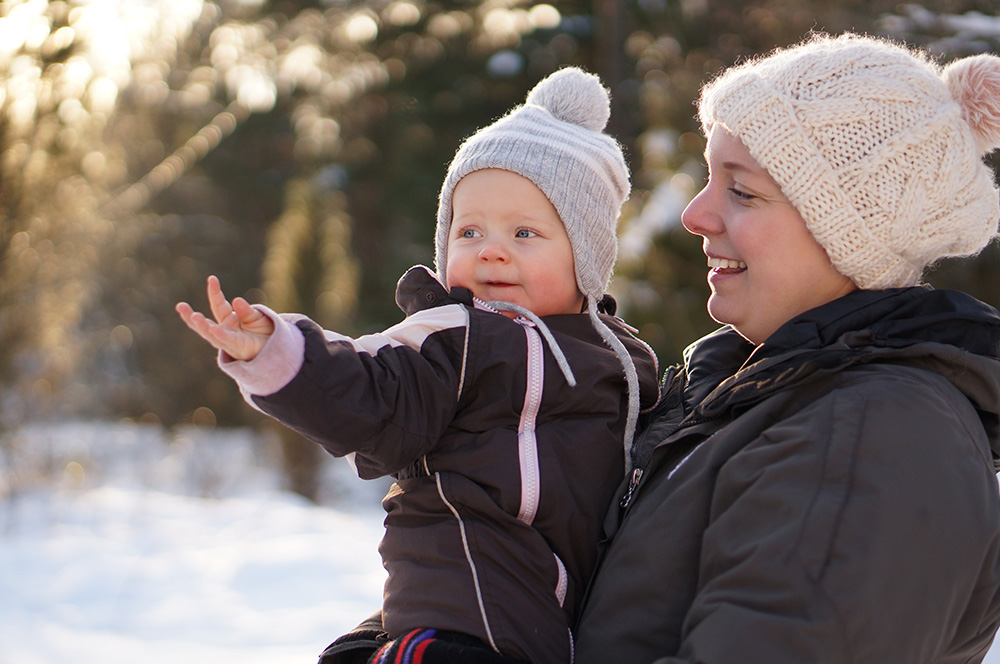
[574,33,1000,663]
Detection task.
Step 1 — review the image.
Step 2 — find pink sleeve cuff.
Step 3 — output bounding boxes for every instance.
[218,305,306,397]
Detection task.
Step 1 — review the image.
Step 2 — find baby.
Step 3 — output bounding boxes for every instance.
[177,67,658,664]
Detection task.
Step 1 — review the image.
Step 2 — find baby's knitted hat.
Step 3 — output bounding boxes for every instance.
[698,33,1000,289]
[435,66,631,303]
[435,68,643,475]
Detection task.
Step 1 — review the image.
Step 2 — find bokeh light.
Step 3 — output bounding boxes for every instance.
[1,0,998,472]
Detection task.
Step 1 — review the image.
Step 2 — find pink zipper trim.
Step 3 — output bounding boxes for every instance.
[516,323,543,526]
[553,552,568,608]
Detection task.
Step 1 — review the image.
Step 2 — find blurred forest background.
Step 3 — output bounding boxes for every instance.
[3,0,1000,500]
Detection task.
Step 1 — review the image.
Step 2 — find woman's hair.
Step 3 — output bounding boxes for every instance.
[697,32,1000,289]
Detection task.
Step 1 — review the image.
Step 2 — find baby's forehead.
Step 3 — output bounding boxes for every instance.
[452,170,560,214]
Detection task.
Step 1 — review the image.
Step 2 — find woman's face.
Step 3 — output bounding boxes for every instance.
[681,127,856,344]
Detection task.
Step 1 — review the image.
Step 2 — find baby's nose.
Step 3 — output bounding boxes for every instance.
[478,238,509,261]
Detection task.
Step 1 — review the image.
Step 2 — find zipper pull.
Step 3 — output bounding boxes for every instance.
[620,467,643,509]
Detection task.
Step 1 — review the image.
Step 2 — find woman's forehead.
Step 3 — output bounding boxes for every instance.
[706,128,771,179]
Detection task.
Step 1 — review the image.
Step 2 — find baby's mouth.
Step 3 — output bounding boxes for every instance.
[708,257,747,272]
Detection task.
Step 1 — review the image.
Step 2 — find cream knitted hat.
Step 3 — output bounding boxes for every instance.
[698,32,1000,289]
[435,66,631,303]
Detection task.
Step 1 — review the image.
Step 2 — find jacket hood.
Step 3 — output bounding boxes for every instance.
[395,265,473,316]
[689,287,1000,467]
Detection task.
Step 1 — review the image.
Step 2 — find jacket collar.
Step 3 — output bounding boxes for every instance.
[393,264,621,317]
[682,287,1000,465]
[757,286,1000,359]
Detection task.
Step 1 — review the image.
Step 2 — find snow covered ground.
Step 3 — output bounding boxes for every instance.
[0,421,388,664]
[2,420,1000,663]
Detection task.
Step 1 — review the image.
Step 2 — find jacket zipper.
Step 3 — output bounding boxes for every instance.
[516,323,544,525]
[619,410,727,511]
[620,468,643,509]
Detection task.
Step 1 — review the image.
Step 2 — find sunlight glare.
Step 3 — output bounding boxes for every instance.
[529,4,561,30]
[9,95,38,130]
[279,42,324,90]
[25,17,50,51]
[0,0,47,56]
[57,97,87,125]
[61,56,95,100]
[0,22,27,59]
[483,8,517,37]
[86,77,119,114]
[385,2,421,27]
[427,12,471,40]
[81,151,107,180]
[43,25,75,56]
[344,13,379,43]
[211,41,240,69]
[227,65,277,113]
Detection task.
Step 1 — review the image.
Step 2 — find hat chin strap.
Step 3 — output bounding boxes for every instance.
[584,298,640,477]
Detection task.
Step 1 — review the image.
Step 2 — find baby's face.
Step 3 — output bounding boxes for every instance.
[446,169,583,318]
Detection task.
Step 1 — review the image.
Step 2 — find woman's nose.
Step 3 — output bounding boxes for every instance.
[681,185,722,237]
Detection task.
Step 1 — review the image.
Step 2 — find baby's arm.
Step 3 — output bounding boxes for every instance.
[176,275,275,361]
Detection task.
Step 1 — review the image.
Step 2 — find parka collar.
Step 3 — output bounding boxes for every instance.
[683,286,1000,467]
[757,286,1000,359]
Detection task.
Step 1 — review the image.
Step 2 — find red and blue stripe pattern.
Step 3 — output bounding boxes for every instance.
[371,629,439,664]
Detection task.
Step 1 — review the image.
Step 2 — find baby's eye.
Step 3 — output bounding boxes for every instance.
[515,229,537,239]
[459,228,481,239]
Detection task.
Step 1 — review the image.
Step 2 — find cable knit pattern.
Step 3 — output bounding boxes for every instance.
[698,33,1000,289]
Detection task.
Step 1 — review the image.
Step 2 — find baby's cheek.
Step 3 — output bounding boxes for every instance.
[444,260,471,291]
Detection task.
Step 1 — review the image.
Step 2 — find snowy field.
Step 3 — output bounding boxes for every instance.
[0,421,388,664]
[2,420,1000,664]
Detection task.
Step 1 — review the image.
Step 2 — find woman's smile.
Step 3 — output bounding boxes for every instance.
[707,256,746,271]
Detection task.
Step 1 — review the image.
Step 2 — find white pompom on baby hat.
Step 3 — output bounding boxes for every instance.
[697,33,1000,290]
[435,66,631,303]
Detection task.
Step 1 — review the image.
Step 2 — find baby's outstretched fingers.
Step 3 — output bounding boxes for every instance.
[218,310,241,331]
[176,278,275,361]
[175,301,207,334]
[206,275,235,324]
[232,296,275,336]
[176,301,226,350]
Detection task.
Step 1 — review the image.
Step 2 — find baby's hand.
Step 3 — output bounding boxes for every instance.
[176,275,275,361]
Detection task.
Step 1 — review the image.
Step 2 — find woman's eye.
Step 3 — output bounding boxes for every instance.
[728,187,756,202]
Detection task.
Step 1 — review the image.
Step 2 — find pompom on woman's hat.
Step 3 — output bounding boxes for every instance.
[435,66,631,304]
[697,33,1000,290]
